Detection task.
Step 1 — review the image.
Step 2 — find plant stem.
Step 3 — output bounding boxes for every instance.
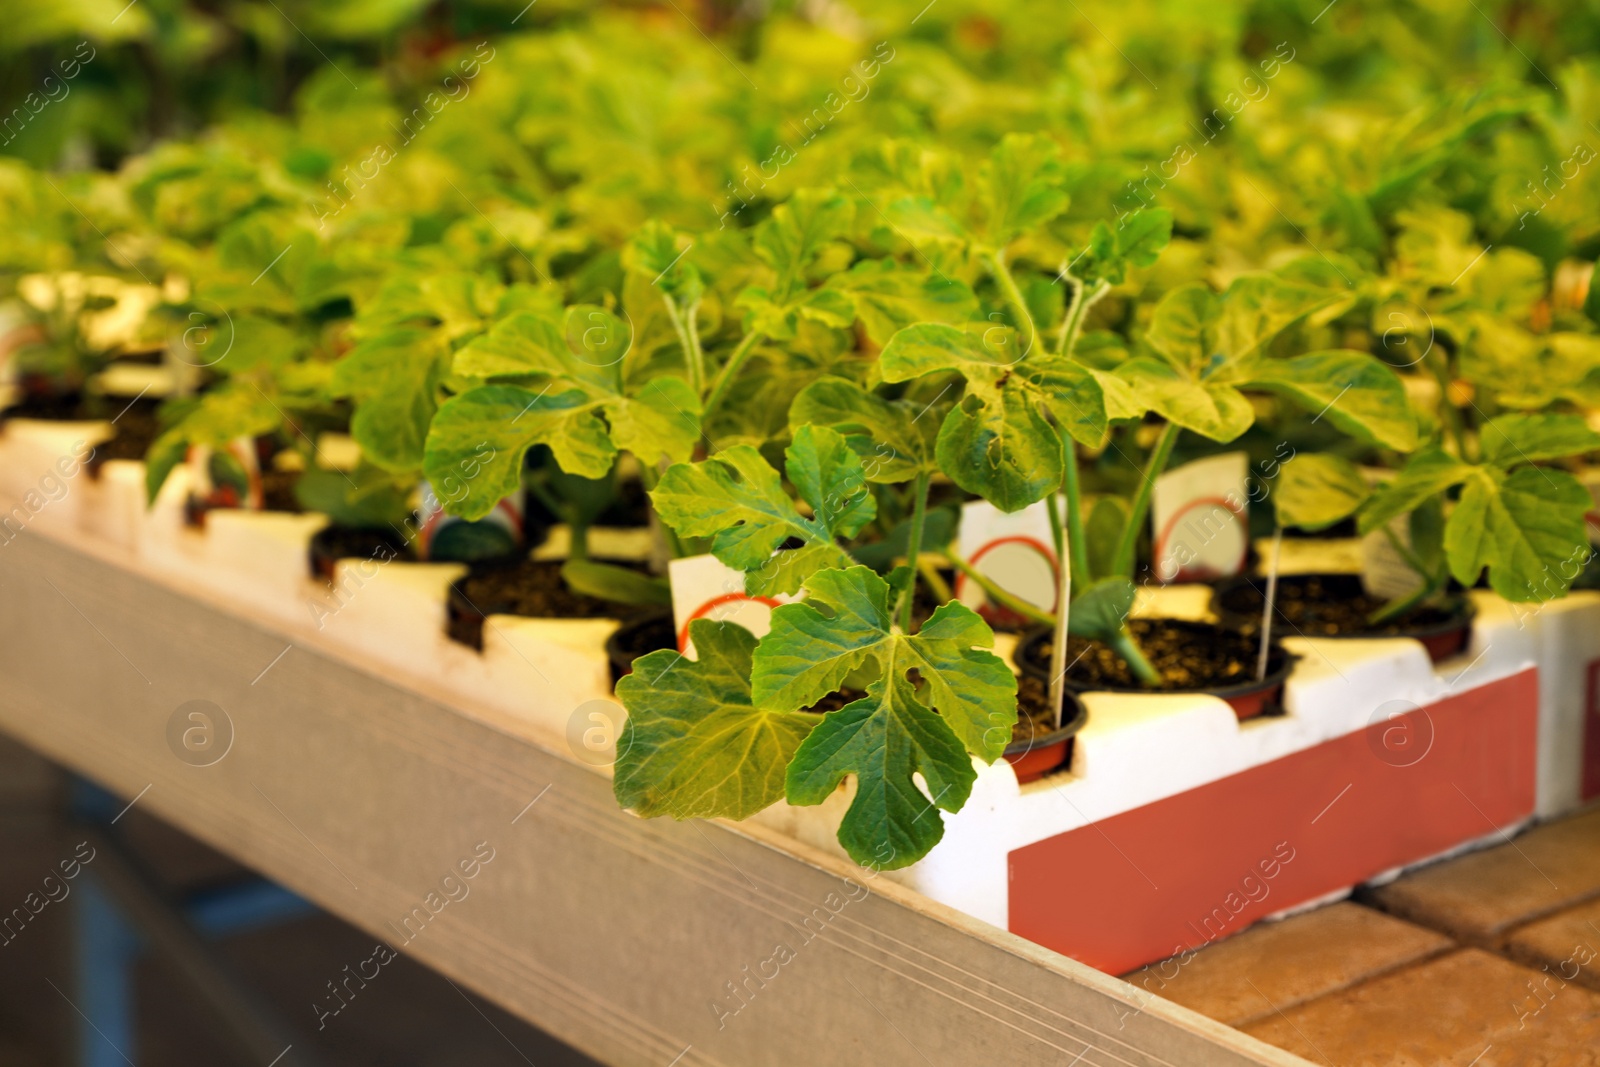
[1059,430,1090,580]
[1056,276,1110,357]
[942,553,1058,628]
[1425,350,1470,460]
[1108,625,1162,685]
[898,471,932,632]
[703,329,764,418]
[1110,422,1181,580]
[983,249,1038,358]
[569,520,590,561]
[663,297,705,396]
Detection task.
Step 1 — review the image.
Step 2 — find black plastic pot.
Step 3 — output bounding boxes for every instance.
[1211,572,1475,665]
[605,608,676,685]
[1005,691,1089,784]
[307,525,414,583]
[1014,620,1293,722]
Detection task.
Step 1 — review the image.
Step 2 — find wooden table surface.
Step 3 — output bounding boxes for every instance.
[0,519,1308,1067]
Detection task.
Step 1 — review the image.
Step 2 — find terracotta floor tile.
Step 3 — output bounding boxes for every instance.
[1364,808,1600,942]
[1244,949,1600,1067]
[1504,899,1600,993]
[1124,903,1451,1028]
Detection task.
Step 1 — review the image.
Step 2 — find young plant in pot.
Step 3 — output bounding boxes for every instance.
[611,422,1020,870]
[874,142,1416,720]
[421,299,695,648]
[1228,415,1600,658]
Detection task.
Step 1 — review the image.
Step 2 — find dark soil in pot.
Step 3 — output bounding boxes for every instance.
[448,558,650,650]
[605,609,676,684]
[1,385,87,423]
[308,525,415,583]
[87,399,164,474]
[1211,572,1473,664]
[1015,619,1290,721]
[259,468,304,513]
[1006,676,1088,783]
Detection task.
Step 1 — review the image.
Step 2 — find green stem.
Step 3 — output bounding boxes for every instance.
[568,520,590,561]
[898,471,932,632]
[663,297,705,396]
[1368,572,1444,625]
[1108,626,1162,686]
[942,553,1058,628]
[1426,351,1469,460]
[983,249,1038,358]
[1110,423,1181,580]
[703,329,765,418]
[1055,277,1110,357]
[1047,482,1066,576]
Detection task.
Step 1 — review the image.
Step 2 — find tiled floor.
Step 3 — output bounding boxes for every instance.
[1129,807,1600,1066]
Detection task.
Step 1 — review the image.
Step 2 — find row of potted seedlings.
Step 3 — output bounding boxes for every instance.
[4,141,1600,971]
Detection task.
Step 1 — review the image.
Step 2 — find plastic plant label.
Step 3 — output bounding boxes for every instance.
[955,498,1060,626]
[1151,452,1249,583]
[416,480,524,562]
[668,553,798,658]
[1360,516,1426,601]
[187,437,261,515]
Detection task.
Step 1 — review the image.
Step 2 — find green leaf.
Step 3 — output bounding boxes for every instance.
[885,197,969,245]
[560,559,671,607]
[1115,358,1253,442]
[428,304,700,510]
[784,674,973,870]
[142,386,281,504]
[1215,275,1345,362]
[880,323,1107,509]
[1072,210,1174,287]
[1239,351,1418,451]
[785,423,877,539]
[332,328,449,474]
[424,386,614,520]
[1145,285,1218,375]
[1274,454,1372,532]
[650,427,863,590]
[625,220,703,305]
[1359,449,1473,534]
[294,466,412,529]
[1478,414,1600,469]
[1446,467,1592,601]
[1068,578,1136,640]
[614,621,816,821]
[788,376,939,483]
[827,259,979,345]
[752,566,1016,761]
[982,134,1068,246]
[753,189,854,287]
[451,312,569,380]
[936,386,1063,512]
